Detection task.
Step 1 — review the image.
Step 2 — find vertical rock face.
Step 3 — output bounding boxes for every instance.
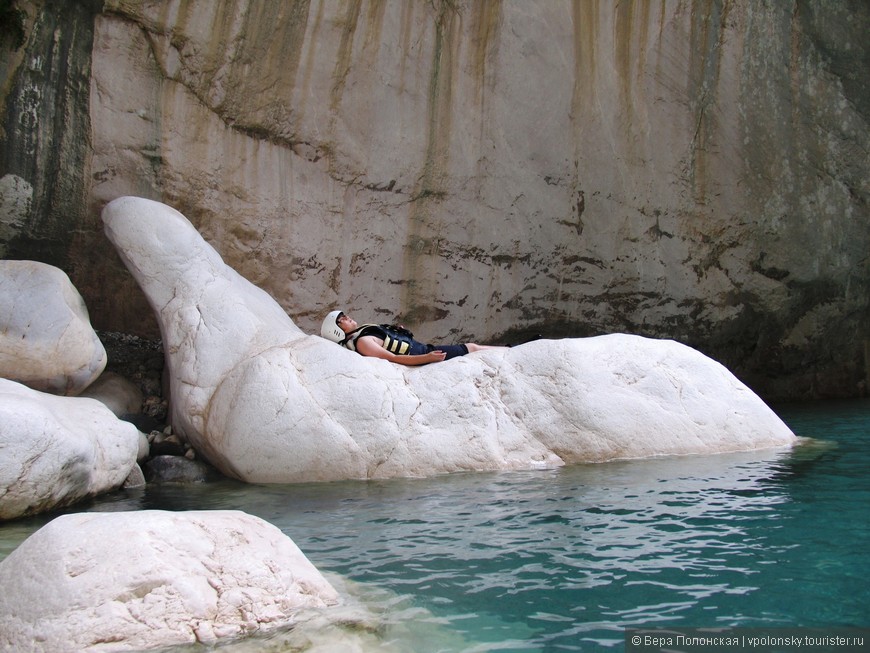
[1,0,867,400]
[0,0,101,264]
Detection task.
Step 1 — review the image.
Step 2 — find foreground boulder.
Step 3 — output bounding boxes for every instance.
[102,196,797,483]
[0,510,339,652]
[0,378,141,520]
[0,260,106,395]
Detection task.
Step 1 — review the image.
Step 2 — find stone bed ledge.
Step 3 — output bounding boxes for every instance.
[101,196,797,484]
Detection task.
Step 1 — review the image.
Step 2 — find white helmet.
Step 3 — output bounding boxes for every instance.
[321,310,345,343]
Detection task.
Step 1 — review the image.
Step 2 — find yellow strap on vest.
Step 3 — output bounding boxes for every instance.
[383,335,410,355]
[346,325,412,355]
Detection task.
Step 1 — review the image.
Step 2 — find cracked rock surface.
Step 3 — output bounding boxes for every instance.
[0,510,339,652]
[0,378,141,520]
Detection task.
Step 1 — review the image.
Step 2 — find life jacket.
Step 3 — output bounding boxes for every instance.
[342,324,423,356]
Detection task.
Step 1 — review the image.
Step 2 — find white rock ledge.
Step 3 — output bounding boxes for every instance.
[102,196,796,483]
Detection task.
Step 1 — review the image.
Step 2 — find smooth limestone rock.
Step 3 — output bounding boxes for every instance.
[79,371,151,461]
[0,378,142,520]
[0,510,340,652]
[79,371,143,418]
[0,260,106,395]
[102,197,796,483]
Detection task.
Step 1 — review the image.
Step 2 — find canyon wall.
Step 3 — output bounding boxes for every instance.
[1,0,868,400]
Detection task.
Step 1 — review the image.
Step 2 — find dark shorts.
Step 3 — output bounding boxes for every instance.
[407,340,470,360]
[431,344,469,360]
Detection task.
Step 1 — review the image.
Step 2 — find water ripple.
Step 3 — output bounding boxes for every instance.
[2,402,869,651]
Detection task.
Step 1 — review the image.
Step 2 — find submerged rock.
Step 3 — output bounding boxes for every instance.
[0,378,142,520]
[0,510,339,652]
[0,260,106,395]
[144,455,221,484]
[102,196,797,484]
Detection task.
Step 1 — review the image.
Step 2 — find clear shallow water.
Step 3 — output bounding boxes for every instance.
[1,400,869,651]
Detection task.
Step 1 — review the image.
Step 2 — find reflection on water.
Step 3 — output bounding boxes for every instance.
[1,401,869,651]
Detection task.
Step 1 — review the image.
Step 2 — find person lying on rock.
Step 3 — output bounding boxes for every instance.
[320,310,506,365]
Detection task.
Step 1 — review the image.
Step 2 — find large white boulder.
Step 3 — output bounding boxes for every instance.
[0,378,141,520]
[102,196,797,483]
[0,510,339,652]
[0,260,106,395]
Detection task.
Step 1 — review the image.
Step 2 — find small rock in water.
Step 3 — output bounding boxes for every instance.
[144,455,220,483]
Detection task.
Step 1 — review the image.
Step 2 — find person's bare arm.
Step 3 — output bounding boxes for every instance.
[355,337,446,365]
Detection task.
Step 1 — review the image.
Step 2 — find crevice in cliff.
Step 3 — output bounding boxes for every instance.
[468,0,502,144]
[400,1,461,325]
[685,0,731,204]
[328,0,362,120]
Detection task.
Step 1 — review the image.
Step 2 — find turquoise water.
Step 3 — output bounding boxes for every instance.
[1,401,869,650]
